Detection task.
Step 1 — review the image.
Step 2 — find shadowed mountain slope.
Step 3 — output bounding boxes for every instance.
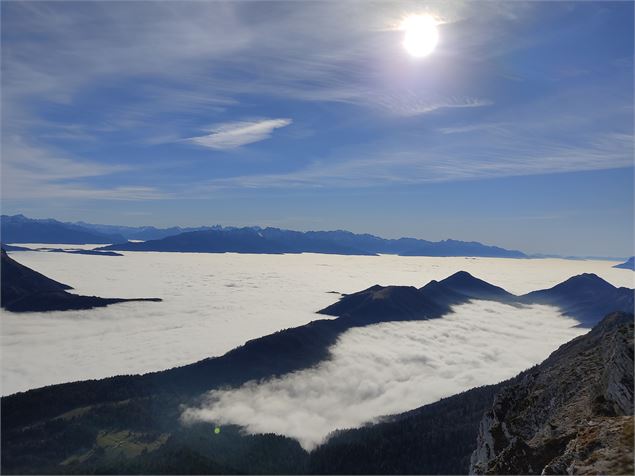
[308,384,503,475]
[1,250,161,312]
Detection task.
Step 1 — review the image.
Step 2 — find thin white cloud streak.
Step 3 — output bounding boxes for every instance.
[188,130,633,192]
[438,122,508,134]
[370,95,492,117]
[181,301,586,451]
[186,119,292,150]
[1,135,166,201]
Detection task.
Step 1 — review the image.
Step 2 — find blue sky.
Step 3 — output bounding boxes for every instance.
[1,1,633,256]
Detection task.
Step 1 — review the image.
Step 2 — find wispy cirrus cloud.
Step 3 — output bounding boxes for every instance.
[186,118,293,150]
[186,129,633,192]
[438,122,507,134]
[1,135,166,201]
[369,94,492,116]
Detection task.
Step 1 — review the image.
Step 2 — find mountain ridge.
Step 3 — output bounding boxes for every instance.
[320,271,634,327]
[1,214,126,244]
[98,227,527,257]
[2,214,527,258]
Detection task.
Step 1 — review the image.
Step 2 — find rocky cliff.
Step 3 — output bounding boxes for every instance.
[470,312,634,475]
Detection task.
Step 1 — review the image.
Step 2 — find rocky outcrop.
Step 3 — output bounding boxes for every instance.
[470,312,634,475]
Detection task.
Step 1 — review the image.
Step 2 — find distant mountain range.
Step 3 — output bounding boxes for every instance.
[1,250,160,312]
[614,256,635,270]
[2,214,527,257]
[1,214,125,244]
[1,267,632,473]
[99,228,527,258]
[74,220,223,241]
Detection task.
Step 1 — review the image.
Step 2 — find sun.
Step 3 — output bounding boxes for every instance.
[401,14,439,58]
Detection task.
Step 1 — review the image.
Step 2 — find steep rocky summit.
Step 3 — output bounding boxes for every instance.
[470,312,634,475]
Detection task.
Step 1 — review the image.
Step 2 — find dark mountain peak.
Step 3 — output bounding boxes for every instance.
[529,273,616,296]
[318,283,452,325]
[561,272,614,286]
[437,271,514,301]
[522,274,633,327]
[442,270,476,281]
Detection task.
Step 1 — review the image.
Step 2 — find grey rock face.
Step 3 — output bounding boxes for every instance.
[470,312,634,475]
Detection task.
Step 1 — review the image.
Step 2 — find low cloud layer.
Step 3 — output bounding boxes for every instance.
[187,118,292,150]
[182,301,586,451]
[3,251,630,396]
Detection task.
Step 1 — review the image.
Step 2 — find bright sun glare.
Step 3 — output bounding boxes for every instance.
[401,14,439,58]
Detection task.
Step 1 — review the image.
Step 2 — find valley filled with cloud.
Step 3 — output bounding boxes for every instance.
[2,250,630,396]
[181,300,585,450]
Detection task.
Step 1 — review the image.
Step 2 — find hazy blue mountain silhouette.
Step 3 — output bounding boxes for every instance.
[1,214,125,244]
[0,243,32,251]
[99,227,527,257]
[44,248,124,257]
[1,249,160,312]
[613,256,634,270]
[4,213,527,257]
[74,221,224,241]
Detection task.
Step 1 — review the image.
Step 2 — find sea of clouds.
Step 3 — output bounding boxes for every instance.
[2,247,631,395]
[181,300,586,450]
